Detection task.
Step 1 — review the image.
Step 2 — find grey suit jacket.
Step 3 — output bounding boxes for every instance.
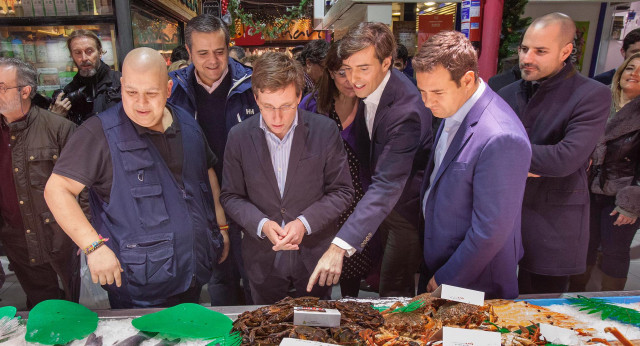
[220,109,354,284]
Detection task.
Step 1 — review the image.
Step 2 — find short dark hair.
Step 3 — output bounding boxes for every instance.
[624,28,640,52]
[413,31,478,86]
[185,14,230,48]
[252,52,305,97]
[300,39,329,65]
[229,45,246,60]
[0,57,38,98]
[397,44,409,63]
[66,29,104,55]
[338,22,396,63]
[170,45,189,63]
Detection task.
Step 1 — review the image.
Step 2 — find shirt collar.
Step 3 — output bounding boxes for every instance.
[363,69,391,107]
[131,107,180,135]
[446,79,486,128]
[259,111,299,139]
[194,66,229,94]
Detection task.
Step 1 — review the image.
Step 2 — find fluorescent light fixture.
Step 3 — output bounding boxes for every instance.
[425,2,436,6]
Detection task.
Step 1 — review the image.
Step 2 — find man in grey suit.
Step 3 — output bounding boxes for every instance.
[220,52,354,304]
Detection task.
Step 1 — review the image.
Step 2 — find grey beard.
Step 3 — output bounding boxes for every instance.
[77,59,100,77]
[78,67,97,77]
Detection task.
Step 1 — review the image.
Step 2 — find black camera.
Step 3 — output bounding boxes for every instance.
[51,86,94,124]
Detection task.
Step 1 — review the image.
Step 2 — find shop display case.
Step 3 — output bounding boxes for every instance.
[0,0,198,96]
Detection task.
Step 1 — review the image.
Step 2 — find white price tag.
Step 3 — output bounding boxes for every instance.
[431,284,485,306]
[280,338,335,346]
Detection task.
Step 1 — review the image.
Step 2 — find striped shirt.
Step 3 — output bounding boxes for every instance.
[256,112,311,236]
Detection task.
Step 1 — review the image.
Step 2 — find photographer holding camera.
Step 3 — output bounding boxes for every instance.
[49,30,121,125]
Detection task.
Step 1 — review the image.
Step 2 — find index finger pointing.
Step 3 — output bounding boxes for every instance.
[307,267,321,292]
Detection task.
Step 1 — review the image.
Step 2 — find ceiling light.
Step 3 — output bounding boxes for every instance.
[392,12,401,16]
[425,2,436,5]
[427,6,436,11]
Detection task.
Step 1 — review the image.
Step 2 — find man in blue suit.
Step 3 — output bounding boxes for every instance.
[307,22,433,297]
[415,31,531,299]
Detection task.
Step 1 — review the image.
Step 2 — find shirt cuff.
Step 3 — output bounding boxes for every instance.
[297,216,311,235]
[332,237,356,257]
[257,218,269,239]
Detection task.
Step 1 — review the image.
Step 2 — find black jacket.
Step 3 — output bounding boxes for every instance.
[591,97,640,216]
[59,61,121,125]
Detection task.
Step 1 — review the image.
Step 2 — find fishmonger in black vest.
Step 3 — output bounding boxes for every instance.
[44,47,228,309]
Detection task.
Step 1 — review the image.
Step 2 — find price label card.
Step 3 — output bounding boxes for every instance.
[430,327,500,345]
[539,323,580,344]
[280,338,335,346]
[431,284,485,306]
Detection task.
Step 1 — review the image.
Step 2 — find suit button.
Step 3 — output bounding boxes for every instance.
[26,229,30,234]
[45,218,50,223]
[30,259,35,263]
[19,200,24,205]
[14,167,18,172]
[10,135,15,140]
[29,156,34,160]
[281,208,286,214]
[52,155,58,160]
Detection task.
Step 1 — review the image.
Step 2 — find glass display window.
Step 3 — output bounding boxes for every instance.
[131,5,181,65]
[0,23,116,96]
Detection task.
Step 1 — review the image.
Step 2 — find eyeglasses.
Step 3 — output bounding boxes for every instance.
[259,104,297,115]
[0,84,24,94]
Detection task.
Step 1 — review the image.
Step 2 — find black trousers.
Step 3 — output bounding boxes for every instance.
[518,268,569,294]
[248,250,331,305]
[586,194,639,278]
[378,210,421,297]
[0,226,79,309]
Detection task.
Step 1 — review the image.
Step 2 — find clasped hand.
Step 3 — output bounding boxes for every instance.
[262,219,305,251]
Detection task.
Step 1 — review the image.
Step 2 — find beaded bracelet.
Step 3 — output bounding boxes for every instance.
[83,235,110,255]
[219,224,229,231]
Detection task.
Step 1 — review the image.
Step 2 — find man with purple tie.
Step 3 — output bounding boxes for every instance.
[416,31,531,299]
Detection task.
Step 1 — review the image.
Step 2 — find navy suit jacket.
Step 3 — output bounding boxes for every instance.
[421,86,531,299]
[337,69,433,251]
[220,110,354,284]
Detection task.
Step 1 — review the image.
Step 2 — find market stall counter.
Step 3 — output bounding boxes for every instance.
[6,290,640,345]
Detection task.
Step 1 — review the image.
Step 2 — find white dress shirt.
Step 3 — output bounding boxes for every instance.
[194,67,229,94]
[362,70,391,139]
[423,80,486,212]
[331,70,392,256]
[255,113,311,237]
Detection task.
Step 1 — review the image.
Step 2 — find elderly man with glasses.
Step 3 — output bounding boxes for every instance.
[220,52,354,304]
[0,57,80,309]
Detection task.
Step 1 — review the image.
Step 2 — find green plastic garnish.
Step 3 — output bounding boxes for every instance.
[0,306,16,319]
[372,300,426,314]
[25,300,98,345]
[206,331,242,346]
[568,295,640,327]
[132,303,234,340]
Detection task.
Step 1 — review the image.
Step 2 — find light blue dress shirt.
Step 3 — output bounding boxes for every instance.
[256,112,312,237]
[423,80,486,212]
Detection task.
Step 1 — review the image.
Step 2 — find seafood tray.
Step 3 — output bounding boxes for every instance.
[6,292,640,345]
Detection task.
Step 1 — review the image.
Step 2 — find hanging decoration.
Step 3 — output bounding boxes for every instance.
[228,0,311,39]
[221,0,228,15]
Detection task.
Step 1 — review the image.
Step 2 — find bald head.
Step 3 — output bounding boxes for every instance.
[122,47,169,83]
[519,12,575,81]
[529,12,576,47]
[120,47,174,132]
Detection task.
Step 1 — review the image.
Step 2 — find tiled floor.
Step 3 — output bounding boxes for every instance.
[3,231,640,310]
